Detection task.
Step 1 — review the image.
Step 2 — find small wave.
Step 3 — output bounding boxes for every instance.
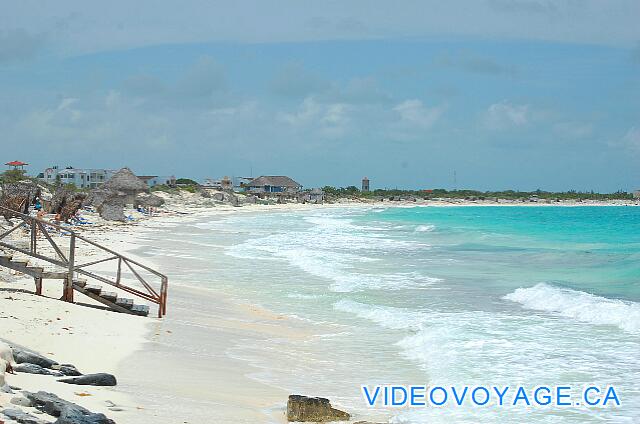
[334,299,426,330]
[504,283,640,333]
[415,224,435,232]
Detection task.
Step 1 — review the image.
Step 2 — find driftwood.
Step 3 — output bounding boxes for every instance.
[0,181,40,217]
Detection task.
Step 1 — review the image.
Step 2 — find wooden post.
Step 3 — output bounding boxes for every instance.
[30,220,37,254]
[34,277,42,296]
[116,257,122,285]
[65,233,75,302]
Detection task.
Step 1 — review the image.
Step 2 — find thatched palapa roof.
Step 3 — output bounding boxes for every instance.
[247,176,302,188]
[104,168,148,192]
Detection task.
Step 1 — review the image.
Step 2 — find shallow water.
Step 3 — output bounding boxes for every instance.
[136,206,640,423]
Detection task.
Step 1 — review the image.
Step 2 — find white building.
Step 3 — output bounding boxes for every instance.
[38,166,117,189]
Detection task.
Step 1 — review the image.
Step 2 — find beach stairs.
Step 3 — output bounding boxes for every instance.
[0,252,150,317]
[73,279,150,317]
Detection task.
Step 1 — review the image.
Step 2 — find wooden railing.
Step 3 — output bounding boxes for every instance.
[0,204,167,317]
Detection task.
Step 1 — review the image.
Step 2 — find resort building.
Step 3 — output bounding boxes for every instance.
[633,190,640,199]
[138,175,176,188]
[245,176,302,195]
[38,166,117,189]
[202,176,233,191]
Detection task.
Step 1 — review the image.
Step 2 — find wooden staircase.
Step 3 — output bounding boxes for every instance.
[0,205,167,318]
[0,252,151,316]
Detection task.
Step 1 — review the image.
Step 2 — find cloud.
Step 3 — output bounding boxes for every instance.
[616,126,640,153]
[278,97,352,138]
[393,100,443,129]
[435,54,517,77]
[177,56,227,99]
[553,121,594,139]
[122,74,166,97]
[270,62,329,98]
[0,29,44,64]
[484,101,530,130]
[322,77,391,104]
[487,0,558,15]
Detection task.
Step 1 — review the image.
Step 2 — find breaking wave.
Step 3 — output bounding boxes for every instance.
[504,283,640,333]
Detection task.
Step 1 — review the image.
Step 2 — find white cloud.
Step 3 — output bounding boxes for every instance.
[484,101,529,130]
[619,126,640,152]
[278,97,352,138]
[553,121,594,139]
[393,99,443,129]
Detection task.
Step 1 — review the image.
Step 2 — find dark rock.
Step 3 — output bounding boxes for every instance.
[286,394,350,422]
[52,364,82,377]
[14,363,63,377]
[24,391,115,424]
[58,373,116,387]
[13,350,58,369]
[2,408,47,424]
[10,396,33,407]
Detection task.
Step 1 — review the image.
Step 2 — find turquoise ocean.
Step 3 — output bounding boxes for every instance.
[142,206,640,423]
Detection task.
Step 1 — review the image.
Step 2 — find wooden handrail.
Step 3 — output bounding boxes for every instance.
[0,204,168,317]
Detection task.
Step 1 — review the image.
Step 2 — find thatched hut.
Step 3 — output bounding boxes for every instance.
[134,193,165,208]
[103,168,148,206]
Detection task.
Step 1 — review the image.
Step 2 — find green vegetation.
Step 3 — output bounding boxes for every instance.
[0,169,28,184]
[176,178,198,186]
[150,184,178,193]
[321,186,634,201]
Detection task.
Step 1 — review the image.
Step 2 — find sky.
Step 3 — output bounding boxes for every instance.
[1,0,639,191]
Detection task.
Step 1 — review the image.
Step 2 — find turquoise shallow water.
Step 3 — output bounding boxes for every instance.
[142,206,640,423]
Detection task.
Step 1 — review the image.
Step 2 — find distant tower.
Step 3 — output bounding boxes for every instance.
[362,176,370,192]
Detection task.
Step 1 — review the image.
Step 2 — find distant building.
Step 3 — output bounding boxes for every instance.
[6,160,28,171]
[138,175,176,188]
[221,176,233,191]
[633,190,640,199]
[38,166,117,189]
[245,176,302,195]
[202,176,234,191]
[362,176,370,192]
[202,178,222,189]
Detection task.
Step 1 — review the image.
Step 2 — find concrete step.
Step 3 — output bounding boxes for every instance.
[73,279,87,288]
[84,284,102,295]
[130,304,150,317]
[100,291,118,302]
[114,297,134,309]
[26,266,44,273]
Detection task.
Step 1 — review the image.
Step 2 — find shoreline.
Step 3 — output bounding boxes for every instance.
[2,200,639,423]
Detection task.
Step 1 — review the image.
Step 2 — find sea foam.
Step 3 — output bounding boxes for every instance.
[504,283,640,333]
[415,224,436,232]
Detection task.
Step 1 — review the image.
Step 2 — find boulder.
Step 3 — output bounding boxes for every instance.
[98,201,125,222]
[58,373,116,387]
[10,397,33,407]
[52,364,82,377]
[134,193,164,208]
[2,408,47,424]
[24,391,115,424]
[0,359,6,388]
[0,342,15,368]
[286,395,350,422]
[14,363,63,377]
[13,350,58,369]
